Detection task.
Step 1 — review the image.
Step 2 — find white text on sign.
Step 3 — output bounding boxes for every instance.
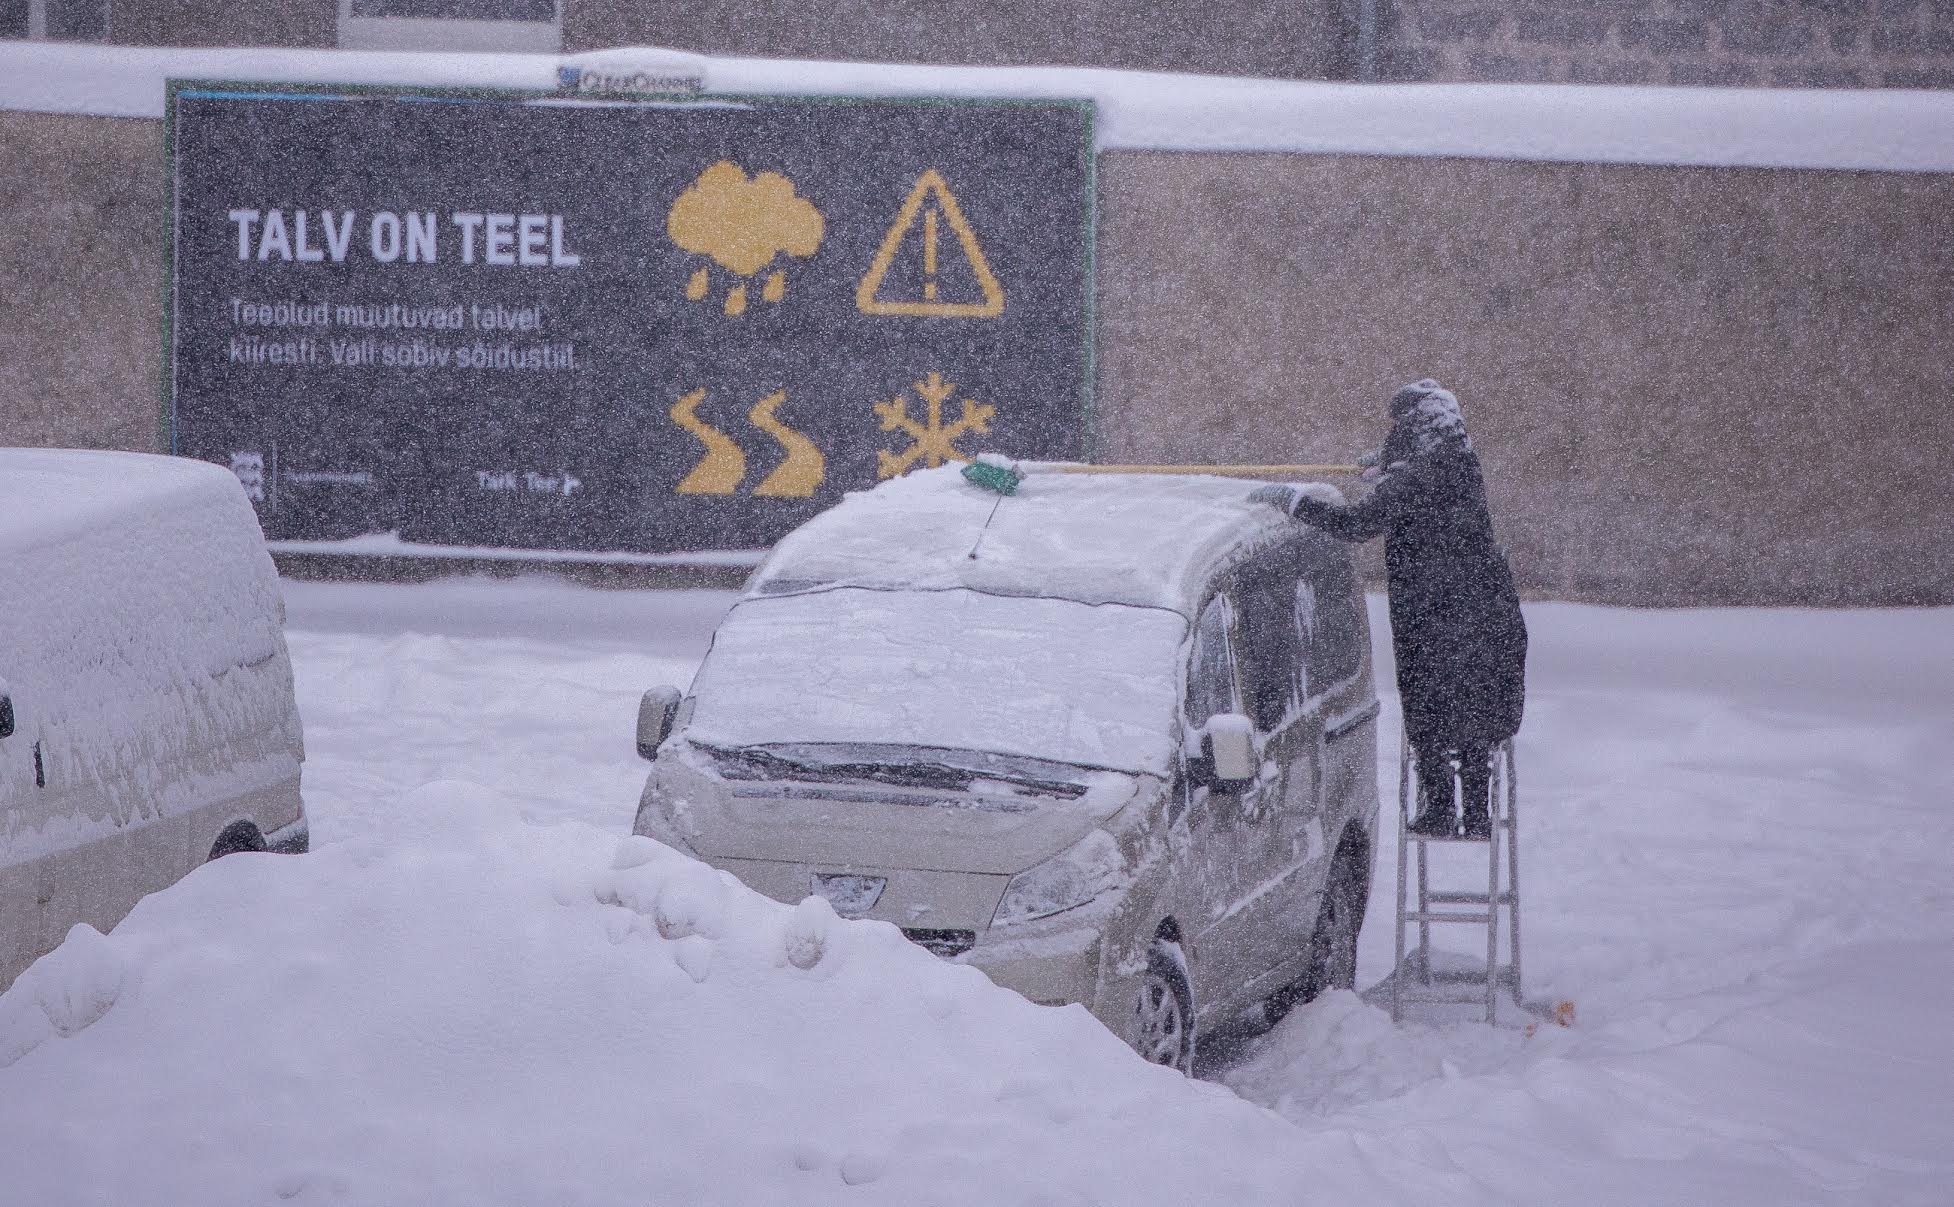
[225,209,582,267]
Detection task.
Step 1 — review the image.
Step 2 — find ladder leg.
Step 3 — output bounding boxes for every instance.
[1393,738,1410,1023]
[1505,740,1523,1002]
[1484,760,1500,1023]
[1416,835,1431,982]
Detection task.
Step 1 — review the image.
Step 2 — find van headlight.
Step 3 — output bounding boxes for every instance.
[992,830,1128,928]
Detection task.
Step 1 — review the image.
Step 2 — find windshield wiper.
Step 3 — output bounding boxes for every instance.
[706,745,1089,797]
[708,746,974,790]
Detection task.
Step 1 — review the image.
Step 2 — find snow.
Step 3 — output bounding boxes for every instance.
[0,451,299,862]
[267,531,766,569]
[0,784,1313,1204]
[1,575,1950,1203]
[4,42,1954,172]
[751,464,1313,615]
[688,586,1188,775]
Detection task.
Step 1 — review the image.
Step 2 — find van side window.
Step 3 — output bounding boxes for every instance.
[1304,554,1365,693]
[1234,556,1302,732]
[1293,579,1319,703]
[1186,594,1239,725]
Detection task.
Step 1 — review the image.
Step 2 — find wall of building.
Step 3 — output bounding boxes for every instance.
[3,106,1948,605]
[563,0,1345,78]
[1095,150,1953,605]
[1375,0,1954,87]
[0,110,160,454]
[109,0,334,49]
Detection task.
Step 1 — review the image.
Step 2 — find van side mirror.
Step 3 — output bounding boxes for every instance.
[1190,713,1256,790]
[1205,714,1257,784]
[636,686,682,760]
[0,695,12,740]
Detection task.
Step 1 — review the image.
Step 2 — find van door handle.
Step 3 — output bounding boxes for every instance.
[1325,701,1380,742]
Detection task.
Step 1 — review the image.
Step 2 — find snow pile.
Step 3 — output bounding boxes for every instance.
[753,464,1315,615]
[687,586,1188,775]
[6,42,1954,172]
[0,451,299,862]
[0,785,1320,1205]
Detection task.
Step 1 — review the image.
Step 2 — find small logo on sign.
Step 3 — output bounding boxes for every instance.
[667,161,825,317]
[874,372,995,479]
[229,451,266,503]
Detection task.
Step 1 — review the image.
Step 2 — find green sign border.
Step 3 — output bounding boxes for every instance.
[160,79,1099,480]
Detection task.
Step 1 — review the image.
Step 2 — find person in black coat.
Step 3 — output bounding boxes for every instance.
[1264,379,1527,838]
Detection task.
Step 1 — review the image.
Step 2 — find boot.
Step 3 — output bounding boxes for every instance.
[1459,746,1494,840]
[1410,753,1458,837]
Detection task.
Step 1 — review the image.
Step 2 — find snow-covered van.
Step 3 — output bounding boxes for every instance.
[0,450,307,990]
[633,465,1379,1071]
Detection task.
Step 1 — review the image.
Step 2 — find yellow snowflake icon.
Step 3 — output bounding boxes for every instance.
[874,372,995,479]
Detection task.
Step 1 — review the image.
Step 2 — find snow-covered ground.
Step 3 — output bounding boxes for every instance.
[2,576,1950,1204]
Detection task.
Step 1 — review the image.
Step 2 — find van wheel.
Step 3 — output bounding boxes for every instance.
[208,822,265,861]
[1134,943,1196,1075]
[1306,857,1363,997]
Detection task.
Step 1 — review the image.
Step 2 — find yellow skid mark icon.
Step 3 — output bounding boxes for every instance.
[670,387,826,498]
[749,390,825,498]
[670,388,747,495]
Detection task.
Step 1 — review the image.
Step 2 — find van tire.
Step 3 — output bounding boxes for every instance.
[208,822,266,861]
[1134,942,1196,1076]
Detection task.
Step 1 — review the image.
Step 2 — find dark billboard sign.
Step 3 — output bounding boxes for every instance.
[164,83,1094,552]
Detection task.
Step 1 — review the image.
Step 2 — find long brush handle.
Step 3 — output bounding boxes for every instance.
[1037,463,1363,477]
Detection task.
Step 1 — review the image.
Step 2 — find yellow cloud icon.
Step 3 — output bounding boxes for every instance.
[668,161,825,315]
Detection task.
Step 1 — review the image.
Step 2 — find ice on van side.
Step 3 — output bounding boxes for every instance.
[750,463,1343,615]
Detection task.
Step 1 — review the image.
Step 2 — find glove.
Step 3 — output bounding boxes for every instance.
[1247,484,1303,514]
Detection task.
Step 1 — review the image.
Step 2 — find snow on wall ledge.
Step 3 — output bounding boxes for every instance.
[3,42,1953,173]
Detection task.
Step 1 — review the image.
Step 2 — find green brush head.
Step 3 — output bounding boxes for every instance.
[961,457,1023,496]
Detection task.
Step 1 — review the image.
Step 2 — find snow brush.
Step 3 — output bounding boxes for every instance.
[959,458,1361,497]
[958,456,1360,559]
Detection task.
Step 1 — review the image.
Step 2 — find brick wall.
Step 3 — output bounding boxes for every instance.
[566,0,1341,79]
[1378,0,1954,88]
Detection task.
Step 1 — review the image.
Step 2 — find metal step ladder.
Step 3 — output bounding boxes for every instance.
[1391,738,1523,1024]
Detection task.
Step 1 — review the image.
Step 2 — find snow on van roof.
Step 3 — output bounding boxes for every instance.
[0,449,243,556]
[751,464,1340,616]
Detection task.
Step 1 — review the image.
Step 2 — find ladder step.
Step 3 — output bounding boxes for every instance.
[1428,892,1517,905]
[1403,910,1494,924]
[1404,827,1509,844]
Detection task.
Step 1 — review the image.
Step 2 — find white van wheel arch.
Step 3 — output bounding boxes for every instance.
[208,821,266,861]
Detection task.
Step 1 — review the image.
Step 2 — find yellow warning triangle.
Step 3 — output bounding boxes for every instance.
[856,169,1005,318]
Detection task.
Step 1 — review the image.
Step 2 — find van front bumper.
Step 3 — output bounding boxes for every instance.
[265,817,310,854]
[958,922,1105,1009]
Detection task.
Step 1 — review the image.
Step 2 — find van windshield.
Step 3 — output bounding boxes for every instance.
[685,587,1188,777]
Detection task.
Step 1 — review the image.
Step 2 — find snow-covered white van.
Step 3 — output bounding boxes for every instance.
[633,465,1379,1071]
[0,450,307,990]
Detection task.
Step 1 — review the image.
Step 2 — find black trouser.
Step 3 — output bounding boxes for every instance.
[1415,742,1493,831]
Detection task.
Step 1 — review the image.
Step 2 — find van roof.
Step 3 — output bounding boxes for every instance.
[750,464,1346,617]
[0,449,243,555]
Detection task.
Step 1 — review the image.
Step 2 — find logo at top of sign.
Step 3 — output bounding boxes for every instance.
[668,161,825,317]
[856,170,1004,319]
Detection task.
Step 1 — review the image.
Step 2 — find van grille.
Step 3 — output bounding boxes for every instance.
[901,928,976,958]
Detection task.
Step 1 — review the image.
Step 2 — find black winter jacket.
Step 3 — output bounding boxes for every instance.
[1288,407,1527,753]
